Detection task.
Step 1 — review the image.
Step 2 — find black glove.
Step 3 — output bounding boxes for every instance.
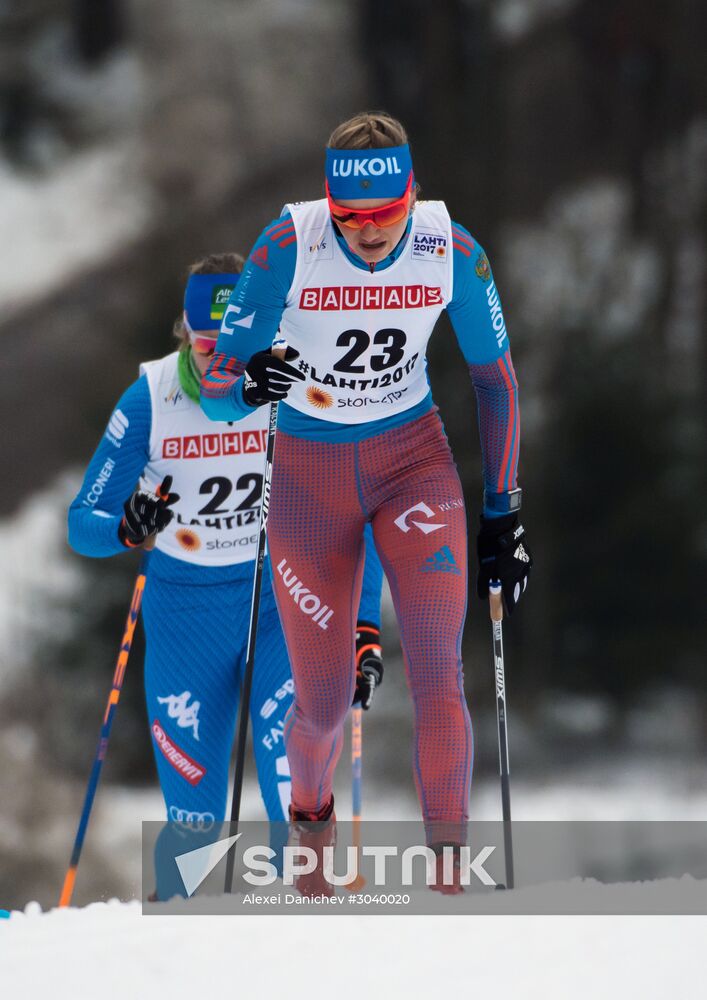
[242,347,306,406]
[476,513,532,615]
[353,621,383,710]
[118,476,180,548]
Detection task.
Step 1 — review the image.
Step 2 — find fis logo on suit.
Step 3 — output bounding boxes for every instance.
[160,382,189,413]
[158,691,201,741]
[165,387,184,406]
[304,227,333,260]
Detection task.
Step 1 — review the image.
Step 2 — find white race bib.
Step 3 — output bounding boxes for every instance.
[140,352,268,565]
[279,199,453,423]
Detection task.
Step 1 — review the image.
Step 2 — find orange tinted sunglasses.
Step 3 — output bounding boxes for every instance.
[187,328,217,356]
[191,336,216,356]
[184,316,218,355]
[326,173,413,230]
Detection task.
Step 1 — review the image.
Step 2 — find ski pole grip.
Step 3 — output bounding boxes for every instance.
[142,478,171,550]
[489,583,503,623]
[272,337,288,362]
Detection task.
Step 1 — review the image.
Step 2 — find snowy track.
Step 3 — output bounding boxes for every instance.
[2,896,704,1000]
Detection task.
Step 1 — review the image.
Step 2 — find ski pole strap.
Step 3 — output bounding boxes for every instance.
[489,582,503,622]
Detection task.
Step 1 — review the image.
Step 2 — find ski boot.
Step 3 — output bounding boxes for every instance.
[429,842,465,896]
[288,796,337,898]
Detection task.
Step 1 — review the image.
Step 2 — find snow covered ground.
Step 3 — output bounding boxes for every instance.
[2,897,704,1000]
[1,483,705,996]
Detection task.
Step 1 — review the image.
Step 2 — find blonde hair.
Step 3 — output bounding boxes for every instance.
[327,111,420,199]
[173,251,245,346]
[328,111,409,150]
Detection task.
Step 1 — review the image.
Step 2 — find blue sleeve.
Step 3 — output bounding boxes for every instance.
[447,224,509,364]
[200,214,297,422]
[67,377,152,557]
[357,522,383,628]
[447,223,520,517]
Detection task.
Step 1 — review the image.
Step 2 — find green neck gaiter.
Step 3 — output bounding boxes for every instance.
[177,347,202,403]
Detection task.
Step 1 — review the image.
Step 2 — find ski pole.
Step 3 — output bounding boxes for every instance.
[59,561,148,907]
[352,707,362,821]
[224,342,286,893]
[345,706,366,891]
[490,582,515,890]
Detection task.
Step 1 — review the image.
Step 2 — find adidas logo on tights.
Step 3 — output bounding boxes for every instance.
[421,545,461,575]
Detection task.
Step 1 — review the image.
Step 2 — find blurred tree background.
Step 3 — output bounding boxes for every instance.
[361,0,706,712]
[0,0,705,908]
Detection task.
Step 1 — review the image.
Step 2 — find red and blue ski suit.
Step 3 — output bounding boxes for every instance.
[201,203,520,841]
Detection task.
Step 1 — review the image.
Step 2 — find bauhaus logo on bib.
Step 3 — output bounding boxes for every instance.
[162,429,267,459]
[299,285,442,311]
